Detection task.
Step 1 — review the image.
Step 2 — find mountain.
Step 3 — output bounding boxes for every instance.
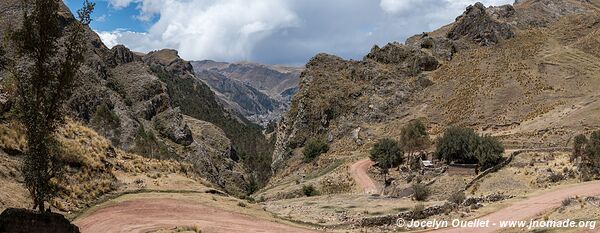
[272,0,600,171]
[0,0,272,198]
[191,60,301,126]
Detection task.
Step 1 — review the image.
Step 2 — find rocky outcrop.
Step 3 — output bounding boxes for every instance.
[405,34,457,61]
[272,47,439,170]
[365,42,439,72]
[104,45,141,67]
[153,107,193,146]
[0,208,80,233]
[447,2,515,46]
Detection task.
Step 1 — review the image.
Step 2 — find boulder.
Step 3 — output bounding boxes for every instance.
[153,107,193,146]
[0,208,80,233]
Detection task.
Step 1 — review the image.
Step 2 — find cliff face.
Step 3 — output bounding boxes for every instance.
[0,0,255,196]
[272,0,600,171]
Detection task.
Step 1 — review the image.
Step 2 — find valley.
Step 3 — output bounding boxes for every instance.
[1,0,600,232]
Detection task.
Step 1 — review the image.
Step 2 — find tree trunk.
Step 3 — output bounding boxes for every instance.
[382,171,387,196]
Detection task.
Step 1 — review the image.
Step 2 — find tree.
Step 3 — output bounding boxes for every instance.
[400,120,429,169]
[584,131,600,168]
[473,135,504,170]
[435,126,504,169]
[435,127,479,164]
[303,138,329,163]
[573,134,588,161]
[370,138,403,192]
[0,0,94,212]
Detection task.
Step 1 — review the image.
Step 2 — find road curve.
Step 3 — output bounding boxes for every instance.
[427,181,600,233]
[349,159,379,195]
[74,198,320,233]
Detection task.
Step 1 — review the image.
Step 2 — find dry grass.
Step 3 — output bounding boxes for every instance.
[468,152,579,197]
[0,119,200,213]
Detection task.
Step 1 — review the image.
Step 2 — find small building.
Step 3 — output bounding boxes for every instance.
[422,160,434,168]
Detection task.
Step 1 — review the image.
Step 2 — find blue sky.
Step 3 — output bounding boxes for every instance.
[64,0,153,32]
[64,0,514,65]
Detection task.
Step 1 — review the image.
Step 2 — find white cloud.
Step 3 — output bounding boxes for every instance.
[101,0,298,61]
[97,0,515,64]
[107,0,136,9]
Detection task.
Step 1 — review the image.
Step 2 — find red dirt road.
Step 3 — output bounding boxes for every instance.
[427,181,600,233]
[74,198,320,233]
[349,159,379,195]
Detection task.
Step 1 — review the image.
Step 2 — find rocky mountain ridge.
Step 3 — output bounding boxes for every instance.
[191,60,301,126]
[271,0,600,174]
[0,0,270,196]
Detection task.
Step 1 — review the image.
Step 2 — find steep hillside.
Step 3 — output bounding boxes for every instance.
[193,68,282,126]
[0,120,203,213]
[191,60,301,126]
[271,0,600,181]
[192,60,301,100]
[0,0,271,196]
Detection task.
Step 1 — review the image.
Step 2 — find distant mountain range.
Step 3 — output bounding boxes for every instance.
[191,60,302,126]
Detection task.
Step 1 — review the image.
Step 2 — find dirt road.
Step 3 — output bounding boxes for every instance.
[74,197,320,233]
[427,181,600,233]
[349,159,379,195]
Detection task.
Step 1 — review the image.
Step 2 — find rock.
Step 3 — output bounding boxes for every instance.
[447,2,514,46]
[153,107,193,146]
[0,208,80,233]
[104,45,141,67]
[364,42,439,72]
[406,34,457,61]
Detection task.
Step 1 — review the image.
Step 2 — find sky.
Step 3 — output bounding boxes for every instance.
[64,0,514,65]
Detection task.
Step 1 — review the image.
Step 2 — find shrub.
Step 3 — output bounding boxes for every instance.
[302,185,319,197]
[303,138,329,163]
[448,191,466,205]
[585,131,600,168]
[370,138,404,173]
[435,126,504,169]
[411,204,426,219]
[435,127,479,164]
[548,172,563,183]
[573,134,588,160]
[412,183,430,201]
[474,135,504,170]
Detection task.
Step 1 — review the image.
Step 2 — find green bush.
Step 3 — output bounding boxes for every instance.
[370,138,404,172]
[412,183,429,201]
[448,191,465,205]
[303,138,329,163]
[573,131,600,177]
[585,131,600,167]
[302,184,319,197]
[474,135,504,170]
[573,134,588,160]
[435,126,504,169]
[400,120,429,167]
[435,127,479,164]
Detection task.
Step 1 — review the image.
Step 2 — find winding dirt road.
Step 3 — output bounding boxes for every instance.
[74,197,319,233]
[428,181,600,233]
[349,159,379,195]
